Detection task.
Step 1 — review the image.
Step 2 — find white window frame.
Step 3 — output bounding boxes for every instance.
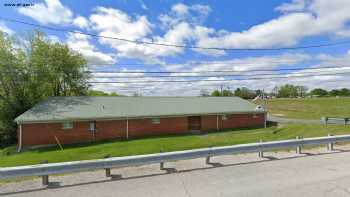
[62,122,73,129]
[89,121,96,132]
[151,117,161,124]
[222,115,228,120]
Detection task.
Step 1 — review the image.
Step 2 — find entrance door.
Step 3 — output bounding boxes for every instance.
[188,116,201,131]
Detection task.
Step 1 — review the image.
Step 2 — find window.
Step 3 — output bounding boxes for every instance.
[151,118,160,124]
[62,122,73,129]
[222,115,228,120]
[89,121,96,132]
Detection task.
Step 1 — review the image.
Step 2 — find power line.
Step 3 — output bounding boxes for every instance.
[87,60,308,66]
[89,65,350,74]
[87,71,350,83]
[90,69,350,78]
[1,65,348,75]
[2,16,350,51]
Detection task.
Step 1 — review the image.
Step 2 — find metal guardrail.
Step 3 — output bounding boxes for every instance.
[322,117,349,125]
[0,133,349,184]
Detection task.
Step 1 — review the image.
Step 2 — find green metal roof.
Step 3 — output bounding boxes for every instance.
[15,96,264,123]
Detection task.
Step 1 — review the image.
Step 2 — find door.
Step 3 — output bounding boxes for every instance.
[188,116,201,131]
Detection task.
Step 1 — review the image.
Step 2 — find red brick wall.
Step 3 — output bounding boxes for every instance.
[128,117,188,138]
[200,113,265,132]
[95,120,126,140]
[20,113,265,146]
[201,115,218,131]
[22,122,93,146]
[221,113,265,130]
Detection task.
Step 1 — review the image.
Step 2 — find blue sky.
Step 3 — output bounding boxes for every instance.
[1,0,350,95]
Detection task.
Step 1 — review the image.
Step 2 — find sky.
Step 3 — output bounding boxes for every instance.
[1,0,350,96]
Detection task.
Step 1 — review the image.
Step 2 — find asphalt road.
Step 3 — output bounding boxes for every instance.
[267,114,321,124]
[2,147,350,197]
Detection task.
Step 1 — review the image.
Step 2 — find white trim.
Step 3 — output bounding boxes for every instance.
[17,124,22,152]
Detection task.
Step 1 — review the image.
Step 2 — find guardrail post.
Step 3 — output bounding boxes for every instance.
[160,149,165,170]
[296,136,302,154]
[327,134,334,151]
[40,160,49,186]
[206,146,211,164]
[258,139,264,158]
[104,155,111,177]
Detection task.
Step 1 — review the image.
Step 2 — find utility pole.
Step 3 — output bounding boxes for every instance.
[220,85,223,96]
[262,89,267,128]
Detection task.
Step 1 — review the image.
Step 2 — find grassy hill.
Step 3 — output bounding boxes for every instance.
[254,97,350,120]
[1,124,350,167]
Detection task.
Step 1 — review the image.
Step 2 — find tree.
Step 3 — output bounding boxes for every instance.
[234,87,256,99]
[328,89,350,96]
[271,86,279,97]
[0,31,89,146]
[211,90,221,96]
[88,90,119,96]
[310,88,328,97]
[339,88,350,96]
[277,84,298,98]
[329,89,340,96]
[222,89,234,96]
[296,86,308,97]
[199,89,210,97]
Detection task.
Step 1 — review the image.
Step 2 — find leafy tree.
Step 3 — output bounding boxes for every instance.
[329,89,340,96]
[210,87,233,97]
[0,31,89,146]
[199,89,210,97]
[234,87,256,99]
[277,84,298,98]
[296,86,308,97]
[222,89,234,96]
[211,89,221,96]
[328,88,350,96]
[310,88,328,97]
[339,88,350,96]
[88,90,119,96]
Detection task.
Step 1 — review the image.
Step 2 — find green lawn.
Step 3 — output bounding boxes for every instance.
[255,97,350,119]
[1,124,350,167]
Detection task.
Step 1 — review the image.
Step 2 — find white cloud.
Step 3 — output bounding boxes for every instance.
[90,7,152,40]
[73,16,89,29]
[275,0,308,13]
[171,3,189,16]
[89,7,196,62]
[0,22,13,35]
[159,3,211,28]
[194,0,350,55]
[140,0,148,10]
[66,33,116,65]
[18,0,73,25]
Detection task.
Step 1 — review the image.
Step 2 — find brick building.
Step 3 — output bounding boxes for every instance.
[15,96,266,150]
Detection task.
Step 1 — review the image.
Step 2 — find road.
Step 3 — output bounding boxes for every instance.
[268,114,321,124]
[2,147,350,197]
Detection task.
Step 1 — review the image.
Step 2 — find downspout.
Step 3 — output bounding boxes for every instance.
[264,112,267,128]
[17,123,22,152]
[126,118,129,139]
[216,115,219,131]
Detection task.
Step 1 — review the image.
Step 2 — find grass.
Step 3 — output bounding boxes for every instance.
[254,97,350,119]
[1,124,350,167]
